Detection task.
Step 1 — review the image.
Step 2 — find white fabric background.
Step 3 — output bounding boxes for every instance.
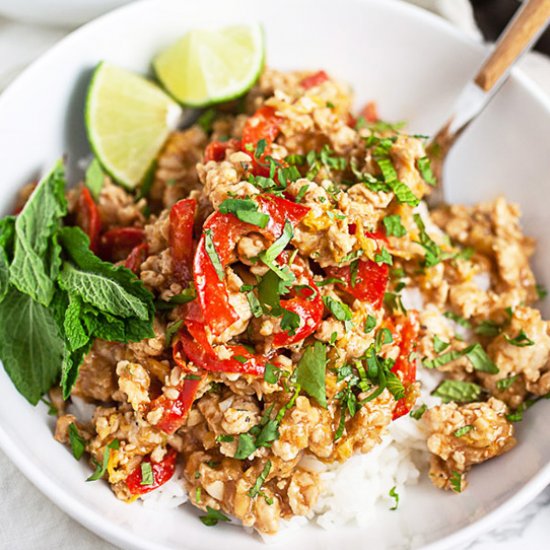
[0,1,549,549]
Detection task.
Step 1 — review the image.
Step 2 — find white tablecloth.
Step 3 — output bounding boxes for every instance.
[1,1,549,549]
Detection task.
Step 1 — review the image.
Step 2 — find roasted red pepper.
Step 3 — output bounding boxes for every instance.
[169,198,197,285]
[77,187,101,253]
[124,242,148,273]
[325,232,389,309]
[300,70,329,89]
[204,138,241,163]
[126,448,178,495]
[360,101,379,123]
[391,312,420,420]
[100,227,145,263]
[193,194,309,336]
[147,375,204,434]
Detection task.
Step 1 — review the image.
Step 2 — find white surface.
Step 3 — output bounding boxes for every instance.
[0,1,550,549]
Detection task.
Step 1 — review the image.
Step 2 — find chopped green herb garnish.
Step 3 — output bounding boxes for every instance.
[68,423,86,461]
[264,363,280,384]
[280,309,301,335]
[323,296,353,329]
[84,158,105,200]
[258,221,295,282]
[218,198,269,228]
[364,315,377,333]
[463,343,499,374]
[295,184,309,203]
[197,109,216,133]
[41,397,58,416]
[432,380,483,403]
[248,460,271,498]
[443,311,471,328]
[317,277,345,287]
[199,506,231,527]
[216,434,234,443]
[383,215,407,238]
[497,375,518,391]
[536,284,548,300]
[504,330,535,347]
[389,486,399,510]
[140,461,154,486]
[87,439,119,481]
[295,341,327,407]
[204,229,225,281]
[413,213,441,267]
[246,290,263,318]
[433,335,450,354]
[454,425,473,438]
[410,403,427,420]
[450,471,462,493]
[475,320,502,337]
[417,156,436,186]
[165,320,183,346]
[374,246,393,266]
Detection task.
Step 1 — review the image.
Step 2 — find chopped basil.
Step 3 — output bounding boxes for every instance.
[258,221,295,282]
[264,363,280,384]
[475,320,502,337]
[433,335,450,354]
[504,330,535,347]
[233,355,248,364]
[450,471,462,493]
[216,434,234,443]
[423,349,464,369]
[386,371,405,400]
[364,315,377,333]
[165,320,183,346]
[497,375,518,391]
[87,439,119,481]
[389,486,399,510]
[155,285,197,310]
[443,311,471,328]
[257,269,283,315]
[218,198,269,228]
[464,343,499,374]
[454,425,473,438]
[413,213,441,267]
[204,229,225,281]
[375,327,393,350]
[248,460,271,498]
[199,506,231,527]
[246,291,263,318]
[68,423,85,461]
[410,403,427,420]
[295,184,309,203]
[140,461,155,486]
[295,341,327,407]
[234,433,257,459]
[417,156,436,186]
[254,139,267,159]
[374,246,393,266]
[374,157,420,206]
[383,215,407,238]
[432,380,483,403]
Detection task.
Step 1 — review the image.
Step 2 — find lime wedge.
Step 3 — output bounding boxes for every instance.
[85,62,182,188]
[154,24,264,107]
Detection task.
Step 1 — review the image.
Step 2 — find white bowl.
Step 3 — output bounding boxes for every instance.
[0,0,549,549]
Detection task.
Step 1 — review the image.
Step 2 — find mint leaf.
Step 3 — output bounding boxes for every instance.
[9,161,67,306]
[383,215,407,238]
[417,156,436,186]
[0,217,15,303]
[87,439,119,482]
[295,341,327,407]
[0,287,64,405]
[68,422,86,460]
[432,380,483,403]
[199,506,231,527]
[218,198,269,228]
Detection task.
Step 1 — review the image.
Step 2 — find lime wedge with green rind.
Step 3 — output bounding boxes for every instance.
[153,24,264,107]
[85,62,182,189]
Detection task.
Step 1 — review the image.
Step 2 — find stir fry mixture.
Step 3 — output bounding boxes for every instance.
[11,68,548,534]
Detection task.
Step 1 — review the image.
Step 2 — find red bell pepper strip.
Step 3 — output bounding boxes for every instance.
[124,242,148,274]
[325,232,389,309]
[300,70,329,89]
[147,374,204,434]
[391,312,420,420]
[241,105,283,177]
[204,138,241,163]
[169,198,197,285]
[193,194,309,336]
[77,187,101,253]
[360,101,379,123]
[126,448,177,495]
[99,227,145,263]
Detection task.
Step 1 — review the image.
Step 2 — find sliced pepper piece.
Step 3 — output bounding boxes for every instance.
[76,187,101,253]
[99,226,145,263]
[126,448,177,495]
[204,138,242,163]
[300,70,329,89]
[169,197,197,285]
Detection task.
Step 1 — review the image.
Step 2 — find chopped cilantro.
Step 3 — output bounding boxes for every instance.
[258,221,295,282]
[374,246,393,266]
[87,439,119,481]
[199,506,231,527]
[497,375,518,391]
[68,423,85,461]
[295,341,327,407]
[248,460,271,498]
[218,198,269,228]
[323,296,353,329]
[383,215,407,238]
[140,461,154,486]
[364,315,377,333]
[454,425,473,438]
[475,320,502,337]
[295,184,309,203]
[450,471,462,493]
[536,283,548,300]
[264,363,280,384]
[165,320,183,346]
[389,486,399,510]
[443,311,471,328]
[280,309,301,335]
[204,229,225,281]
[216,434,234,443]
[410,403,427,420]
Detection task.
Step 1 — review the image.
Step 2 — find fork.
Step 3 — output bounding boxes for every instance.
[426,0,550,208]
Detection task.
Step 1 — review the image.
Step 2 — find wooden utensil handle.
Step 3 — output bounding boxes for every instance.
[475,0,550,91]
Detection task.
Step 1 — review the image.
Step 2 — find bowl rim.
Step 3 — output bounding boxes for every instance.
[1,0,550,549]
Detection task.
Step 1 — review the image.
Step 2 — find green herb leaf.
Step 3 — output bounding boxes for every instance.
[165,320,183,346]
[199,506,231,527]
[85,158,105,200]
[433,335,450,354]
[432,380,483,403]
[87,439,119,482]
[295,341,327,407]
[410,403,427,420]
[423,349,464,369]
[497,375,518,391]
[9,161,67,306]
[475,320,502,337]
[504,330,535,347]
[258,221,294,282]
[140,462,155,486]
[454,425,473,438]
[443,311,471,328]
[389,486,399,510]
[248,460,271,498]
[234,433,257,460]
[68,423,86,460]
[218,198,269,228]
[374,246,393,266]
[323,296,353,325]
[417,156,436,186]
[204,229,225,281]
[364,315,377,333]
[246,290,263,318]
[280,309,301,335]
[383,215,407,238]
[263,363,280,384]
[450,471,463,493]
[386,371,405,400]
[536,283,548,300]
[463,343,499,374]
[413,213,441,267]
[0,287,64,405]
